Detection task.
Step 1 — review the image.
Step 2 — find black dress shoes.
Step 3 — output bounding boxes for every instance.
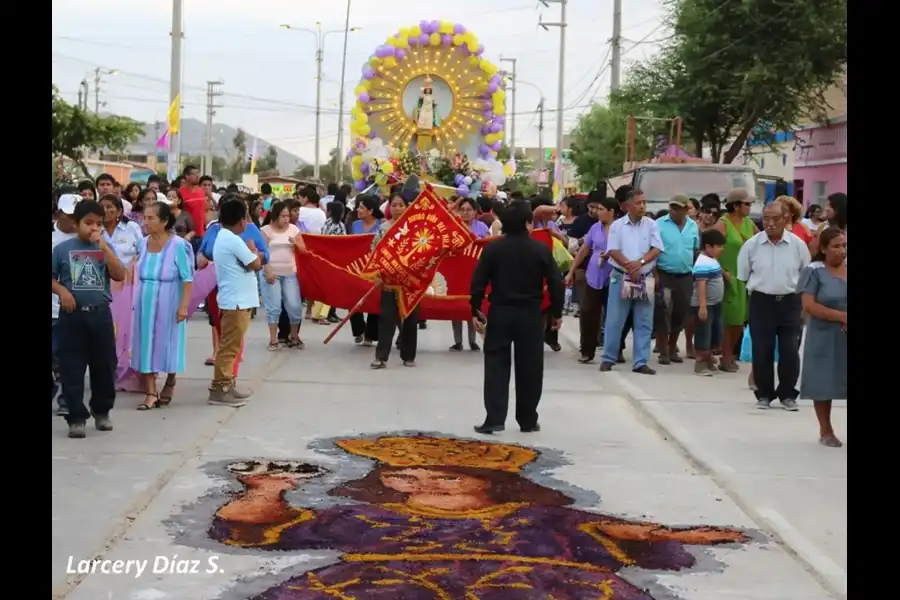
[520,423,541,433]
[473,423,505,435]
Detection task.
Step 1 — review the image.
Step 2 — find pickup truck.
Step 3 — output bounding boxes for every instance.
[606,163,766,225]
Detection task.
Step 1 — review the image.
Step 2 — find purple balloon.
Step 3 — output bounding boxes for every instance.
[367,131,376,139]
[454,174,465,186]
[419,33,430,45]
[395,48,406,61]
[360,162,370,175]
[490,122,503,134]
[419,20,431,33]
[441,34,452,47]
[363,70,374,81]
[482,100,492,110]
[376,45,392,58]
[355,180,367,191]
[453,23,466,35]
[431,21,442,33]
[358,92,370,103]
[480,125,490,135]
[457,184,469,196]
[460,45,471,56]
[476,44,485,56]
[494,115,505,124]
[483,109,494,119]
[479,143,491,157]
[491,141,502,152]
[487,82,498,94]
[409,35,420,46]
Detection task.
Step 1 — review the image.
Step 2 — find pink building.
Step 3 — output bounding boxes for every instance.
[793,78,847,207]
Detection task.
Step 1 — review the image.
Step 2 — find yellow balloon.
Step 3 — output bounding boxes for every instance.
[462,31,475,44]
[382,56,397,69]
[439,21,454,35]
[452,34,464,46]
[351,105,362,117]
[375,173,387,185]
[410,25,422,37]
[387,37,399,48]
[351,155,363,167]
[352,168,363,180]
[480,60,497,75]
[358,124,371,137]
[399,27,410,38]
[468,34,479,47]
[369,57,381,67]
[468,55,480,66]
[357,113,368,124]
[494,105,506,116]
[467,41,478,53]
[397,35,409,48]
[381,162,394,175]
[429,32,441,46]
[492,91,505,103]
[354,85,365,96]
[503,163,513,177]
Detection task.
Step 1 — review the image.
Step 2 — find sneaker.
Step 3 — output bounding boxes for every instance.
[718,361,739,373]
[780,398,799,411]
[361,339,374,347]
[755,398,772,410]
[68,422,86,438]
[93,413,114,431]
[208,388,248,407]
[694,361,714,377]
[56,404,69,417]
[230,385,254,400]
[354,335,364,344]
[449,343,463,352]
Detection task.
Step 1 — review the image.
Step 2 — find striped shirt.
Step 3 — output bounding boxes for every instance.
[691,253,724,306]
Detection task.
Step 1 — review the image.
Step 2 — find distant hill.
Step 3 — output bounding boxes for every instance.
[127,117,308,173]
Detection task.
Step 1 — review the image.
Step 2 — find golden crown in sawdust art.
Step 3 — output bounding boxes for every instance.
[336,436,537,472]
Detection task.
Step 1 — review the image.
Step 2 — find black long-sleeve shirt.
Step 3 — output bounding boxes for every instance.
[470,232,565,319]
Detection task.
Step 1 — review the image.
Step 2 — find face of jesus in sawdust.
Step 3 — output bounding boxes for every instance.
[380,468,489,496]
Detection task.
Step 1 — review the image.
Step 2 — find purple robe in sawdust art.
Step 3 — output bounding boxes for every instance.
[210,503,700,599]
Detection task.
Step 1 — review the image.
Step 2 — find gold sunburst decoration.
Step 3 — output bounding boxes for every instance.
[349,21,506,157]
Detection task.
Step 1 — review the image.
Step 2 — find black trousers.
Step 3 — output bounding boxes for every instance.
[483,305,544,429]
[579,285,609,360]
[654,270,693,340]
[277,307,291,341]
[350,312,379,341]
[375,290,419,362]
[57,304,116,424]
[749,292,803,401]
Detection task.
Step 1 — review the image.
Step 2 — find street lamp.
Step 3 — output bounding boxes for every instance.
[280,22,360,181]
[92,67,118,113]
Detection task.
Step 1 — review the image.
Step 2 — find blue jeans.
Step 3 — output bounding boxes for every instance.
[601,276,655,368]
[51,318,67,408]
[260,273,303,324]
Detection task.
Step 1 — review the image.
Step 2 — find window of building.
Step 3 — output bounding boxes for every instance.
[813,181,828,202]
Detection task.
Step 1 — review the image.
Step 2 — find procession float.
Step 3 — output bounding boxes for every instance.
[347,20,515,199]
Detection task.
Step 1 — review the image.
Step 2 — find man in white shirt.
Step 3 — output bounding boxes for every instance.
[319,182,338,211]
[298,186,326,233]
[737,202,811,410]
[52,194,81,416]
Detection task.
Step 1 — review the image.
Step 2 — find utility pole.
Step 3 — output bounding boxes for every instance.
[79,80,89,110]
[500,57,517,160]
[168,0,184,182]
[314,40,323,180]
[537,97,545,185]
[93,67,102,113]
[610,0,623,92]
[204,80,224,177]
[539,0,567,201]
[335,0,352,182]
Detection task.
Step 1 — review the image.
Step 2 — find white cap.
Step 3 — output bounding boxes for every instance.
[57,194,82,215]
[157,192,172,205]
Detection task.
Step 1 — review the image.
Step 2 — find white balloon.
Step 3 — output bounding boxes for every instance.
[362,138,386,162]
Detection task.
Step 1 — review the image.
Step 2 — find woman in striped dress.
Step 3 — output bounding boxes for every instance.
[132,202,195,410]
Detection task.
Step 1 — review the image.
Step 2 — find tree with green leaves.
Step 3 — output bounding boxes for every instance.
[227,129,248,181]
[51,85,144,178]
[569,105,654,190]
[613,0,846,163]
[255,145,279,175]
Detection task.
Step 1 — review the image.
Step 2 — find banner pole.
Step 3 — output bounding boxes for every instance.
[323,282,382,345]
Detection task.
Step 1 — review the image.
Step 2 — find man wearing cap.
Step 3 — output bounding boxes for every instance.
[52,194,81,416]
[654,194,700,364]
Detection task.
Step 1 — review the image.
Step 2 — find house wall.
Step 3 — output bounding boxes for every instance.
[794,162,846,206]
[793,121,847,207]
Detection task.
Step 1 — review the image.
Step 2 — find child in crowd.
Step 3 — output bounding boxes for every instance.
[209,198,264,406]
[52,194,81,416]
[51,200,127,438]
[691,229,726,376]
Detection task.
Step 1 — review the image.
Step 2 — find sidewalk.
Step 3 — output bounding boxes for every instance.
[558,317,847,598]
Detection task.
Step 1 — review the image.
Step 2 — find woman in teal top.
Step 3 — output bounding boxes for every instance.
[715,191,757,372]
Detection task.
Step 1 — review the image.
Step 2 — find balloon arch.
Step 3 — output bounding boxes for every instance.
[347,20,512,197]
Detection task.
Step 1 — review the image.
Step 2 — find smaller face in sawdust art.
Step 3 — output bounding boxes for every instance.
[207,435,749,599]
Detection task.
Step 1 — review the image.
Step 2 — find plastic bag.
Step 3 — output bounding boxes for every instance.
[552,238,573,272]
[740,325,779,363]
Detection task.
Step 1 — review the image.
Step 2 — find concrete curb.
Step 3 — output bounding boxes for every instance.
[557,323,846,599]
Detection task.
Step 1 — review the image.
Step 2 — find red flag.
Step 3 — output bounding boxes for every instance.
[295,228,553,321]
[360,186,472,318]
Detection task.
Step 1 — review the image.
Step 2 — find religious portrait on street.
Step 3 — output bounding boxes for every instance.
[189,433,751,599]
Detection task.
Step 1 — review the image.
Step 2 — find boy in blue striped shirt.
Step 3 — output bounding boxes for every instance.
[691,229,726,376]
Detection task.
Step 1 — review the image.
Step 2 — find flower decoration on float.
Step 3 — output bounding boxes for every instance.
[348,20,508,193]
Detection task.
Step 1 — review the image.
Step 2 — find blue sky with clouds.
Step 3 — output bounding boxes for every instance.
[52,0,665,163]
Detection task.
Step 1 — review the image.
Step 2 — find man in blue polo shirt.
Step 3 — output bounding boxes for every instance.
[654,194,700,365]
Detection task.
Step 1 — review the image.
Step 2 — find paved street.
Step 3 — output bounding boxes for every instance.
[52,314,846,600]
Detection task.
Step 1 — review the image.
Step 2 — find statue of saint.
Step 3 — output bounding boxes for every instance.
[414,75,440,132]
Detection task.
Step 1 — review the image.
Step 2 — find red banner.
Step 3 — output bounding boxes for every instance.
[360,186,472,318]
[295,228,552,322]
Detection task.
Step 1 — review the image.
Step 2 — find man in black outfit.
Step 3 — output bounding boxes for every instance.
[470,201,565,435]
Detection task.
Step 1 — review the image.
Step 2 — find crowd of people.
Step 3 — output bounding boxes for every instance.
[52,168,847,446]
